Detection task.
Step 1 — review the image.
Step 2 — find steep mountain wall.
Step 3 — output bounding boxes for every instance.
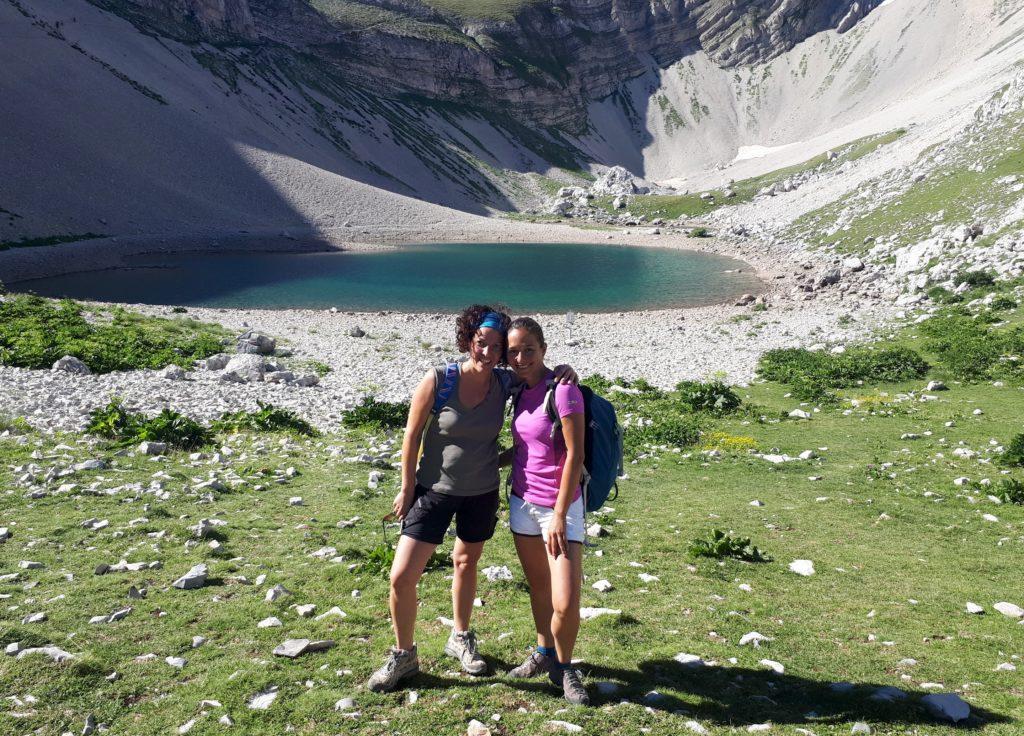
[90,0,883,130]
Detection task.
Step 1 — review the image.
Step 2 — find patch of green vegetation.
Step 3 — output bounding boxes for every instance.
[307,0,475,45]
[0,296,230,373]
[0,233,104,251]
[690,529,771,562]
[341,396,409,430]
[675,380,742,415]
[420,0,542,21]
[999,432,1024,467]
[298,359,332,377]
[918,308,1024,381]
[87,399,214,449]
[656,94,685,134]
[789,105,1024,254]
[212,401,319,437]
[192,51,241,93]
[758,346,929,402]
[689,95,709,123]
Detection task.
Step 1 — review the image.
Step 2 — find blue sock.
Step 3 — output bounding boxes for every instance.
[537,645,556,658]
[556,660,572,671]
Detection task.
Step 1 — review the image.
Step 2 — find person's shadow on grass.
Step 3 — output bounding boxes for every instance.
[577,658,1012,730]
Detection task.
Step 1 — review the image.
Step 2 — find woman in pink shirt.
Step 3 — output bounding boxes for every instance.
[503,317,589,706]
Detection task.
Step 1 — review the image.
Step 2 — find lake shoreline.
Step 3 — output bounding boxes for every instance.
[8,242,765,314]
[0,217,900,432]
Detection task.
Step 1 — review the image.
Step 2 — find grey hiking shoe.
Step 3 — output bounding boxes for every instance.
[508,650,553,678]
[444,629,487,675]
[367,646,419,692]
[550,666,590,706]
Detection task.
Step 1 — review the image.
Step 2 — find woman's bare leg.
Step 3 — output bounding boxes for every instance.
[389,535,440,650]
[513,534,555,648]
[547,541,583,663]
[451,538,486,631]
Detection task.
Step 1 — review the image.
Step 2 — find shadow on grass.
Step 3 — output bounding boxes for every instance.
[579,659,1012,729]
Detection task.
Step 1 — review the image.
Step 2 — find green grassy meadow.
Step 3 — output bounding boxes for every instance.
[2,324,1023,734]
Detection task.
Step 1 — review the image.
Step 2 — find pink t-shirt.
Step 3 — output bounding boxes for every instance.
[511,373,584,508]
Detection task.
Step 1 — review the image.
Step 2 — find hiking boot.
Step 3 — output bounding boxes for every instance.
[444,629,487,675]
[367,646,419,692]
[508,650,553,678]
[550,666,590,706]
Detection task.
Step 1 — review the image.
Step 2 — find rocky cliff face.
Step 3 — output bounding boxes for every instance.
[93,0,880,130]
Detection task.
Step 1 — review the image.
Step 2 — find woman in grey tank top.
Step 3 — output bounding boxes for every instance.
[368,305,576,693]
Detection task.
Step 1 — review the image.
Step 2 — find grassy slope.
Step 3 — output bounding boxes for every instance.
[2,325,1023,733]
[787,107,1024,255]
[590,129,907,222]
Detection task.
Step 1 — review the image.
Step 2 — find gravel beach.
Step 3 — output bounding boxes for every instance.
[0,222,893,433]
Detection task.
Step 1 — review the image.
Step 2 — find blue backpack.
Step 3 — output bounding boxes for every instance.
[539,383,624,512]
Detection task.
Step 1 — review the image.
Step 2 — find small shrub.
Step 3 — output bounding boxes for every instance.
[926,286,962,304]
[86,399,213,449]
[676,380,741,414]
[955,270,996,289]
[1001,433,1024,467]
[921,313,1024,380]
[689,227,710,238]
[989,294,1018,311]
[627,413,702,452]
[757,346,928,389]
[212,401,318,436]
[341,396,409,430]
[690,529,771,562]
[171,306,188,314]
[996,478,1024,505]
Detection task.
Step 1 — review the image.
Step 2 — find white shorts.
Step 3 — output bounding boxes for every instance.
[509,494,585,544]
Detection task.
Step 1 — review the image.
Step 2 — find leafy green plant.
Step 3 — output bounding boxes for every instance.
[341,396,410,430]
[689,227,710,238]
[996,477,1024,505]
[212,401,318,436]
[675,380,741,415]
[689,529,771,562]
[0,414,32,434]
[1001,433,1024,467]
[86,399,213,449]
[304,360,332,377]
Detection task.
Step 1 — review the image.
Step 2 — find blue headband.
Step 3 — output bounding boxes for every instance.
[477,311,506,333]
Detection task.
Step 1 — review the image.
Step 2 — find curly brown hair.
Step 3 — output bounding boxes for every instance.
[455,304,511,355]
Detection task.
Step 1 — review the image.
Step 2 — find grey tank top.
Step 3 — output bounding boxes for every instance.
[416,365,512,496]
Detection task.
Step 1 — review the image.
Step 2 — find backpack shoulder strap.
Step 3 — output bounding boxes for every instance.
[432,363,459,416]
[544,379,561,440]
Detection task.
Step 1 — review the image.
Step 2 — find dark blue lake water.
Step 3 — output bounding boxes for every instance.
[11,242,762,312]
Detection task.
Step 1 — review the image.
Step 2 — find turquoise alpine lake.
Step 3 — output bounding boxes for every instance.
[11,242,762,312]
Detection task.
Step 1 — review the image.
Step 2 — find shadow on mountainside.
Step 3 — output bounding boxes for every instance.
[0,0,532,253]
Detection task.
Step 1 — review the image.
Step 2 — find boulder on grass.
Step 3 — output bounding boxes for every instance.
[52,356,90,375]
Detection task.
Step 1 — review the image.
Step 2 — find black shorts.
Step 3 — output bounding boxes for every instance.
[401,485,500,545]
